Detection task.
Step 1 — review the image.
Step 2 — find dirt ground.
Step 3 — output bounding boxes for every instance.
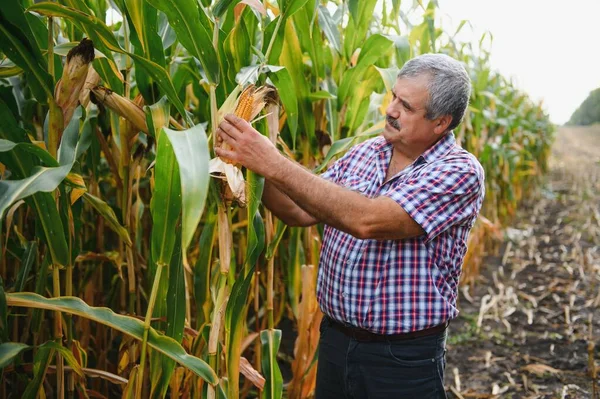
[444,125,600,399]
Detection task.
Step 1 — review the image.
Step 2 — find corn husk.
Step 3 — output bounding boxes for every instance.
[79,66,101,109]
[54,38,95,128]
[90,86,149,135]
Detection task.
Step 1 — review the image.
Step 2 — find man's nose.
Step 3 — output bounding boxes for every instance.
[385,102,400,119]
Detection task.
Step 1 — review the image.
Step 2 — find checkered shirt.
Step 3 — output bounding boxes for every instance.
[319,132,485,334]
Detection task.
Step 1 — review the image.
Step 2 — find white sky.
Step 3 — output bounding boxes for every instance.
[436,0,600,125]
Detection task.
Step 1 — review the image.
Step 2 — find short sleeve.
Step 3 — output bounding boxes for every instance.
[319,158,342,183]
[318,145,359,184]
[385,164,484,243]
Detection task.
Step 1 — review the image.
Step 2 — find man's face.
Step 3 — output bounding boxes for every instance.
[383,75,440,149]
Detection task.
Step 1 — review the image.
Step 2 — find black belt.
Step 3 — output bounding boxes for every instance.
[326,316,448,342]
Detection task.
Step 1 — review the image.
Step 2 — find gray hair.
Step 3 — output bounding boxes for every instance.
[397,53,471,131]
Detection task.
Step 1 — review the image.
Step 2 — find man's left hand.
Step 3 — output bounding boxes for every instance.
[215,114,282,177]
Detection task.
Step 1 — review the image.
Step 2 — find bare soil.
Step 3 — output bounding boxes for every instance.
[445,125,600,399]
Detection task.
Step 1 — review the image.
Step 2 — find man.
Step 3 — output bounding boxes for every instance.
[216,53,485,398]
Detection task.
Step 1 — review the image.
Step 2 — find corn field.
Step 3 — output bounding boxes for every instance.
[0,0,554,398]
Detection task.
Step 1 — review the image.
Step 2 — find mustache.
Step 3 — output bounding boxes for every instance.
[386,115,401,130]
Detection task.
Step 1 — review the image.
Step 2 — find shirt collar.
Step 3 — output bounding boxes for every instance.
[372,131,456,164]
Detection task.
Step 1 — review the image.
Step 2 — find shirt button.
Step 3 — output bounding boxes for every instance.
[342,292,348,298]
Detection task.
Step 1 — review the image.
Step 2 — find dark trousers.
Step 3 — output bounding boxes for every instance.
[315,317,448,399]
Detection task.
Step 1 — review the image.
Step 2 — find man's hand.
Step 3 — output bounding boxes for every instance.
[215,114,282,177]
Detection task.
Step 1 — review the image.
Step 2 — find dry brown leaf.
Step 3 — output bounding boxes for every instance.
[240,356,265,390]
[521,363,561,376]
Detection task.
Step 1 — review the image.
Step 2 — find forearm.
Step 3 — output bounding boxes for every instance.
[262,179,319,227]
[268,158,370,237]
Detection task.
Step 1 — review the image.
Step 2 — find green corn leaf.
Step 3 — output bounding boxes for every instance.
[291,3,323,79]
[28,3,121,51]
[0,108,86,267]
[308,91,337,101]
[0,1,52,103]
[347,0,359,24]
[154,231,186,398]
[151,130,182,265]
[19,340,85,398]
[39,341,85,377]
[145,96,171,138]
[14,241,37,292]
[286,228,304,318]
[82,193,132,246]
[281,0,310,18]
[317,5,341,54]
[194,204,217,328]
[0,140,59,168]
[0,342,29,368]
[124,0,166,102]
[260,329,283,399]
[146,0,219,84]
[31,257,51,334]
[0,64,23,78]
[21,342,53,399]
[343,0,377,60]
[374,66,400,92]
[338,34,394,106]
[124,0,147,53]
[224,9,252,76]
[279,19,314,145]
[0,108,84,220]
[0,101,68,267]
[225,265,255,399]
[266,66,298,144]
[245,169,265,268]
[6,292,218,384]
[213,0,240,18]
[344,66,382,132]
[265,219,287,260]
[163,123,210,252]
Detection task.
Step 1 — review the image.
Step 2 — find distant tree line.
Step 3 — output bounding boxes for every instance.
[568,88,600,125]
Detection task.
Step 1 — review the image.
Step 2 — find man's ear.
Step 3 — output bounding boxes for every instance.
[433,114,452,135]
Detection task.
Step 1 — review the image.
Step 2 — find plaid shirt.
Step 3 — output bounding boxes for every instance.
[319,132,485,334]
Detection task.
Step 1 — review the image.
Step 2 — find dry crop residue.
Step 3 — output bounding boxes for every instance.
[446,125,600,399]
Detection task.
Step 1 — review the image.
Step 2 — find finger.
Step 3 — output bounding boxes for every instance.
[224,113,249,129]
[218,127,237,146]
[215,147,237,161]
[219,120,242,140]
